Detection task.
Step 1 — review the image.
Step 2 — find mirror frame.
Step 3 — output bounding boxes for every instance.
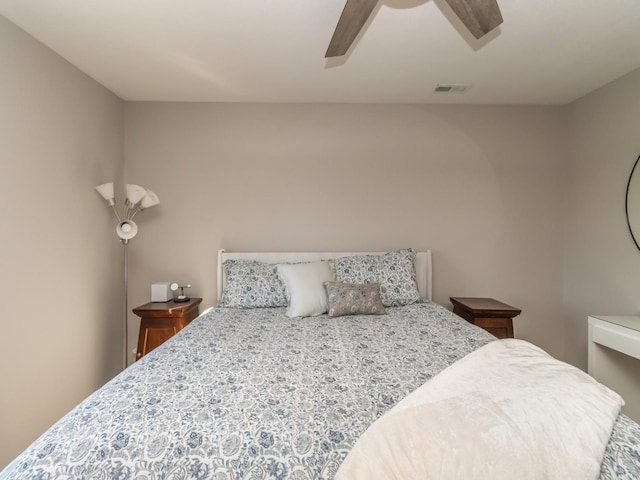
[626,154,640,251]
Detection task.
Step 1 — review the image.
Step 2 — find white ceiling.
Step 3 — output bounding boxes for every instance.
[2,0,640,104]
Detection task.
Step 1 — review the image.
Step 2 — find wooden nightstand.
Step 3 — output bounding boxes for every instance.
[133,298,202,360]
[450,297,521,339]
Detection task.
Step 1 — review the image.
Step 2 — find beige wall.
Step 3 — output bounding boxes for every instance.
[124,102,567,364]
[564,68,640,370]
[0,16,124,467]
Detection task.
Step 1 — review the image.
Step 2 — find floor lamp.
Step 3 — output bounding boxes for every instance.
[95,182,160,369]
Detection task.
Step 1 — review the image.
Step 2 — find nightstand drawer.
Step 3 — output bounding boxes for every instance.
[472,317,513,338]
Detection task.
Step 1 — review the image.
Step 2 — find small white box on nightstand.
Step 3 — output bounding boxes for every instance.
[151,282,173,302]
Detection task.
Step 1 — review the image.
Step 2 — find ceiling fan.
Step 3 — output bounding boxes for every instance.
[325,0,503,57]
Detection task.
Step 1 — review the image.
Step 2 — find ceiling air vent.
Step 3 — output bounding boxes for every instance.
[434,84,470,93]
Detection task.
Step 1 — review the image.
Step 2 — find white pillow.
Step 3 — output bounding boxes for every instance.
[277,261,334,318]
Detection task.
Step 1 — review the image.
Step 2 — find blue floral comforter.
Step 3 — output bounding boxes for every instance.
[2,302,639,479]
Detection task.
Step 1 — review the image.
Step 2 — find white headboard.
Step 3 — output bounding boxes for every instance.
[216,249,432,302]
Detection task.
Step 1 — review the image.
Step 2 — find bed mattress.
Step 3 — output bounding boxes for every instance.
[2,302,639,479]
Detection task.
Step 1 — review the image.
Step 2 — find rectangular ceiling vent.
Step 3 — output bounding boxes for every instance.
[434,84,471,93]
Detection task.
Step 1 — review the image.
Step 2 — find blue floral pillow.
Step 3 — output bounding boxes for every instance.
[219,259,287,308]
[333,249,420,307]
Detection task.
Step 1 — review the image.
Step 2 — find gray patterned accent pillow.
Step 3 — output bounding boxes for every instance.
[333,249,420,307]
[219,259,287,308]
[324,282,385,317]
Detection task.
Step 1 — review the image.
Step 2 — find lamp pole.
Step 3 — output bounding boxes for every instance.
[123,241,129,369]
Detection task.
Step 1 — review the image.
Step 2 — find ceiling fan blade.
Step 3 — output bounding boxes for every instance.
[326,0,379,58]
[443,0,503,39]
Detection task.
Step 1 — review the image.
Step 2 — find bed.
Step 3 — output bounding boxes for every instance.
[1,248,639,479]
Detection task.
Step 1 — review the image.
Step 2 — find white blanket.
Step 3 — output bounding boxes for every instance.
[336,339,623,480]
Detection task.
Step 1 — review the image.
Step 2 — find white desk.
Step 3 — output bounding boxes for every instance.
[588,315,640,422]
